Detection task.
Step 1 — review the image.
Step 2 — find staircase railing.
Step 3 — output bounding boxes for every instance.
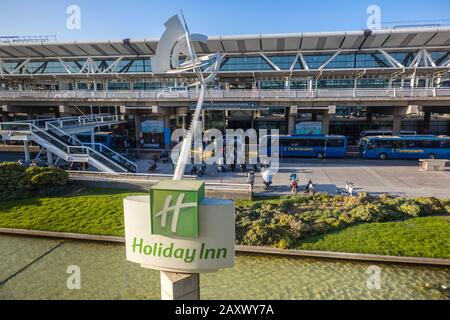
[43,124,129,172]
[46,121,84,146]
[0,122,87,156]
[0,121,129,173]
[82,142,137,173]
[46,114,125,130]
[46,121,136,172]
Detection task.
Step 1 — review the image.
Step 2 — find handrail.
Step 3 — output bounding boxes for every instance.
[1,114,114,126]
[82,142,137,172]
[65,171,194,179]
[8,122,77,156]
[2,88,450,102]
[0,120,129,173]
[45,114,124,129]
[47,122,135,172]
[65,170,251,190]
[46,121,84,146]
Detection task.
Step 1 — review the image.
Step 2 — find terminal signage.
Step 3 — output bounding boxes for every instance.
[190,102,258,111]
[141,120,164,133]
[296,121,323,135]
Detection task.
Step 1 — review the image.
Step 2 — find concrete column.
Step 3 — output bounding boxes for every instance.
[134,114,142,148]
[308,79,313,91]
[392,113,402,136]
[160,272,199,300]
[366,111,373,126]
[47,149,53,166]
[91,129,95,145]
[24,141,31,162]
[288,115,296,135]
[423,111,431,133]
[54,107,61,118]
[322,112,330,135]
[59,105,78,117]
[285,78,290,90]
[288,106,298,135]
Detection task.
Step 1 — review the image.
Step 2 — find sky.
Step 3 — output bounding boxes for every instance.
[0,0,449,41]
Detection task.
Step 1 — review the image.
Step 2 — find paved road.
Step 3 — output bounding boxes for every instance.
[137,157,450,199]
[2,151,449,198]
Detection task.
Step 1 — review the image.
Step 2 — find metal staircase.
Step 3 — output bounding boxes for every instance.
[0,115,137,173]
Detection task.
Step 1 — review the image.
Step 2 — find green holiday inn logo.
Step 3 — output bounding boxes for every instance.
[150,180,205,238]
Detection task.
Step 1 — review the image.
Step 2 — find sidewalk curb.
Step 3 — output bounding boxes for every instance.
[1,228,449,267]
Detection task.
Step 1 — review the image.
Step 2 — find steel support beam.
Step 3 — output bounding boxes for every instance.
[379,49,405,68]
[260,52,281,71]
[319,51,341,70]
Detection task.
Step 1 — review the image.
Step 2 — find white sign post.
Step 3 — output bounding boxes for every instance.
[124,195,235,300]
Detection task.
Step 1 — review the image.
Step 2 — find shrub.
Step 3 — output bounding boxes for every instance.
[0,163,69,200]
[0,162,31,193]
[234,194,450,249]
[413,197,446,215]
[26,167,69,190]
[399,202,422,217]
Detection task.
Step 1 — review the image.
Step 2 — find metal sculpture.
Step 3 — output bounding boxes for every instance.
[151,13,222,180]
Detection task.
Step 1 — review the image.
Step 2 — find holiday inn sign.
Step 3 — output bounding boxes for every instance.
[150,180,204,238]
[124,180,235,273]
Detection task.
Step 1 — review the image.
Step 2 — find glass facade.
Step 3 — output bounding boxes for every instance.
[302,54,333,69]
[0,50,447,94]
[260,80,285,90]
[290,80,308,89]
[357,76,390,88]
[317,79,354,89]
[204,111,226,131]
[1,51,447,76]
[268,55,297,70]
[220,56,273,71]
[4,58,152,75]
[429,51,450,66]
[389,52,417,67]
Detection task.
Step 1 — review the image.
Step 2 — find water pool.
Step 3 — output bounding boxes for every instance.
[0,235,448,300]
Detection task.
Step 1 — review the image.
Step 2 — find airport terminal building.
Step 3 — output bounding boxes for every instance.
[1,26,450,148]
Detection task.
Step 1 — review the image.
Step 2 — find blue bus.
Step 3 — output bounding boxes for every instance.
[266,135,348,159]
[76,132,114,148]
[360,136,450,160]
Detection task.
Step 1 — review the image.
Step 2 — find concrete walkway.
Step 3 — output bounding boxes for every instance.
[2,152,449,198]
[136,158,450,199]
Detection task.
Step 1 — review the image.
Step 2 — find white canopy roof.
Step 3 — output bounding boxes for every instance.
[0,27,449,59]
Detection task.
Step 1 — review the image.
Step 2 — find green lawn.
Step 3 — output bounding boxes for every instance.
[0,187,449,259]
[297,216,450,259]
[0,188,143,236]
